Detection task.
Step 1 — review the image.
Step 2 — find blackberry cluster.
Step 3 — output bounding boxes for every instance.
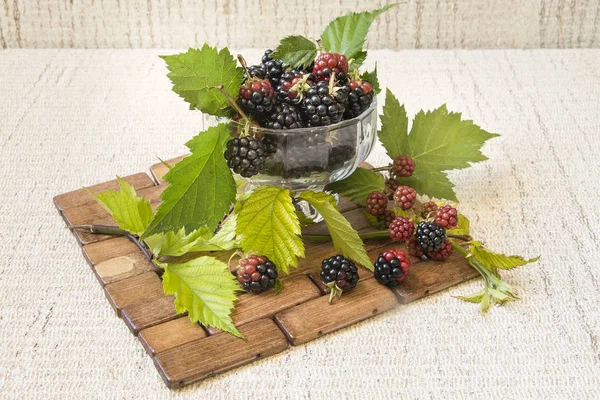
[345,80,374,119]
[276,70,312,104]
[416,221,447,253]
[262,103,303,129]
[312,52,349,82]
[388,216,414,242]
[224,137,266,178]
[235,255,278,294]
[393,186,417,210]
[435,205,458,229]
[300,81,348,126]
[261,50,285,84]
[365,191,388,216]
[374,249,411,287]
[392,155,415,177]
[237,79,275,116]
[320,255,360,303]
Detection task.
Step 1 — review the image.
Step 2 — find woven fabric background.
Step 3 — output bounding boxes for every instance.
[1,0,599,49]
[0,48,599,399]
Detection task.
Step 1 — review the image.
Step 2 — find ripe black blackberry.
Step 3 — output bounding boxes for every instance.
[235,255,278,294]
[262,103,304,129]
[344,79,374,119]
[374,249,411,287]
[320,255,359,303]
[300,81,349,127]
[224,137,266,178]
[276,70,313,104]
[261,50,285,84]
[327,145,355,171]
[388,216,414,242]
[237,79,276,116]
[365,191,388,216]
[415,221,447,253]
[245,64,266,80]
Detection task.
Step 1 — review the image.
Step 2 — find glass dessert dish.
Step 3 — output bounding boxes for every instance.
[230,99,378,192]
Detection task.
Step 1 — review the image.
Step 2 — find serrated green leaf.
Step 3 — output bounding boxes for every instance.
[407,105,500,172]
[90,177,153,236]
[397,169,458,202]
[321,4,397,61]
[296,209,315,227]
[236,186,304,274]
[471,245,539,272]
[300,190,373,271]
[454,289,486,304]
[161,45,244,117]
[350,51,368,70]
[361,63,380,94]
[201,214,239,251]
[161,257,242,338]
[272,35,318,69]
[448,213,470,236]
[144,227,212,257]
[325,167,385,206]
[378,89,409,159]
[142,124,236,238]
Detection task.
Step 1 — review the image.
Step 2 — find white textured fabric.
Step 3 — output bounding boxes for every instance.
[0,49,599,399]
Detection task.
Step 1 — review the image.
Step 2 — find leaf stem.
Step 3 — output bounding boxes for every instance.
[447,233,471,242]
[66,224,127,236]
[370,165,391,172]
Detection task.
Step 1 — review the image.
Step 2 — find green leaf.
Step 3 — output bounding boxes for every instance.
[161,257,242,338]
[378,89,409,159]
[300,190,373,271]
[349,51,368,70]
[471,245,539,272]
[325,167,385,206]
[201,215,239,251]
[321,4,397,62]
[361,63,380,94]
[397,169,458,202]
[479,291,492,315]
[361,208,379,226]
[296,209,315,227]
[272,35,318,69]
[407,105,500,172]
[488,288,517,304]
[448,213,470,236]
[161,45,244,117]
[89,177,153,236]
[144,227,212,257]
[142,124,236,238]
[236,186,304,274]
[454,289,486,304]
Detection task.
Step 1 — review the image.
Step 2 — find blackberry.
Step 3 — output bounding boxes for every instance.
[237,79,276,116]
[224,137,266,178]
[435,205,458,229]
[344,79,374,119]
[276,70,313,104]
[392,155,415,177]
[420,201,438,219]
[235,255,278,294]
[327,145,355,170]
[377,209,396,229]
[320,255,359,303]
[300,81,348,127]
[262,103,304,129]
[374,249,411,287]
[385,178,400,200]
[393,186,417,210]
[415,221,447,253]
[261,50,285,84]
[245,64,266,80]
[365,191,388,216]
[313,52,349,82]
[426,239,453,261]
[407,236,424,258]
[388,216,414,242]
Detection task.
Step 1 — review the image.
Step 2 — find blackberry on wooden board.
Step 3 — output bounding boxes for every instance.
[224,137,266,178]
[320,255,360,303]
[235,255,278,294]
[426,239,453,261]
[416,221,447,253]
[388,216,414,242]
[435,204,458,229]
[374,249,411,287]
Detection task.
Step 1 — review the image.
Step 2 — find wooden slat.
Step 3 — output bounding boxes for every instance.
[53,173,154,212]
[154,319,289,388]
[138,318,207,356]
[103,272,164,315]
[82,237,156,285]
[150,155,187,183]
[392,252,479,304]
[205,275,321,334]
[121,295,182,334]
[274,278,398,346]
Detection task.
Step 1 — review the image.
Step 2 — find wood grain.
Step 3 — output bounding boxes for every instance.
[205,275,321,335]
[154,319,289,389]
[82,237,156,285]
[103,272,164,315]
[138,318,207,356]
[274,278,398,346]
[121,295,182,334]
[53,173,154,212]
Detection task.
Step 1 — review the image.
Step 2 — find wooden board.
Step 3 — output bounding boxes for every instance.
[53,156,479,389]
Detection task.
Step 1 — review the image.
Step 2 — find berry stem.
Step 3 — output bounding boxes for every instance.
[210,85,251,123]
[447,233,471,242]
[370,165,391,172]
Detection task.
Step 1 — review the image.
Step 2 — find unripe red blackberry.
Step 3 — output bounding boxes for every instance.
[385,178,400,199]
[235,255,278,294]
[435,205,458,229]
[374,249,411,287]
[393,186,417,210]
[406,236,424,258]
[392,155,415,177]
[377,209,396,229]
[426,239,453,261]
[388,216,414,242]
[365,190,388,216]
[421,201,438,218]
[312,52,348,82]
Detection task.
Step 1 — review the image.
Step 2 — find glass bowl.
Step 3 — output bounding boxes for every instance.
[230,99,378,192]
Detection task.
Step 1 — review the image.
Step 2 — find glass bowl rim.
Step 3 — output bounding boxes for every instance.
[228,97,378,136]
